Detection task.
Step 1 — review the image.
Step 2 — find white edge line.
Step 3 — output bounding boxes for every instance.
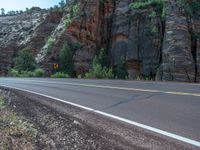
[1,84,200,148]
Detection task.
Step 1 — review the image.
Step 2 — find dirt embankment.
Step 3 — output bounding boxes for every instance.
[0,89,125,150]
[0,88,198,150]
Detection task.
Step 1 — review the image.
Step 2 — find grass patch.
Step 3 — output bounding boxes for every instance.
[0,94,6,109]
[129,0,164,20]
[8,68,45,77]
[129,0,163,10]
[0,113,37,139]
[51,72,70,78]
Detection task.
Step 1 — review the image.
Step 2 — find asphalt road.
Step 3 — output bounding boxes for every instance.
[0,78,200,146]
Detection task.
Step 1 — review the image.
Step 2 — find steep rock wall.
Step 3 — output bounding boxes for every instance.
[193,7,200,82]
[40,0,115,75]
[157,0,196,82]
[111,0,162,78]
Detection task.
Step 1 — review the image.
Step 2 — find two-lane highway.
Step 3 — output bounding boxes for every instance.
[0,78,200,147]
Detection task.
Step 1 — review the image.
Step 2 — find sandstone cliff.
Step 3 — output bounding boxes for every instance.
[0,0,199,82]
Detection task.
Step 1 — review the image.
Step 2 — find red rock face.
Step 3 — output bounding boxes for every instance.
[64,0,115,75]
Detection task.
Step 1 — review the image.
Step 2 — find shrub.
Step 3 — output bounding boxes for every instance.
[151,26,158,33]
[190,1,200,12]
[129,0,163,10]
[105,68,115,79]
[46,37,54,55]
[149,11,157,18]
[70,4,79,18]
[19,71,34,77]
[59,42,74,76]
[129,0,164,19]
[51,72,70,78]
[33,68,45,77]
[114,57,128,79]
[74,42,82,50]
[0,94,6,109]
[8,69,20,77]
[85,58,114,79]
[98,48,109,67]
[14,48,37,72]
[8,68,45,77]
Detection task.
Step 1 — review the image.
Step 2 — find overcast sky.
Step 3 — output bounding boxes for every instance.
[0,0,61,12]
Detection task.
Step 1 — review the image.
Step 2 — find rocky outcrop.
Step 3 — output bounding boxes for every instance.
[111,0,162,78]
[0,12,43,75]
[40,0,115,75]
[45,0,163,78]
[157,0,196,82]
[67,0,114,75]
[0,11,62,75]
[192,7,200,82]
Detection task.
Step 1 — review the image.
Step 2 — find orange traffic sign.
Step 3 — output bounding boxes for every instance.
[53,63,59,70]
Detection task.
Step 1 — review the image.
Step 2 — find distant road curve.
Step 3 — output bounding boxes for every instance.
[0,78,200,147]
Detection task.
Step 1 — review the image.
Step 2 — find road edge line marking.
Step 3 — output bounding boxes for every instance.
[1,85,200,148]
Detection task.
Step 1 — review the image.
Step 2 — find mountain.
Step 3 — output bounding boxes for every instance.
[0,0,199,82]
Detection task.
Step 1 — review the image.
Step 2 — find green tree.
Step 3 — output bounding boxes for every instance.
[59,0,66,9]
[114,57,128,79]
[1,8,5,16]
[98,48,109,67]
[59,42,74,76]
[70,4,79,18]
[85,57,114,79]
[14,48,37,72]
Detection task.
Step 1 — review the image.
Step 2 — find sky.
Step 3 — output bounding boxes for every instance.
[0,0,61,12]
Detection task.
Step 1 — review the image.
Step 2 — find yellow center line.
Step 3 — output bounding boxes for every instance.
[2,79,200,97]
[74,83,200,97]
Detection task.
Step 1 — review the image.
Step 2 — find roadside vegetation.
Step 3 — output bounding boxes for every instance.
[8,48,45,77]
[8,45,154,81]
[50,42,74,78]
[59,42,74,76]
[85,57,114,79]
[0,93,38,149]
[84,48,129,79]
[0,94,6,109]
[51,72,70,78]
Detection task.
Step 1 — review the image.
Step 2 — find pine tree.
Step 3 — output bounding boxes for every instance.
[14,48,37,72]
[114,56,128,79]
[98,48,109,67]
[1,8,5,16]
[59,0,66,9]
[59,42,74,76]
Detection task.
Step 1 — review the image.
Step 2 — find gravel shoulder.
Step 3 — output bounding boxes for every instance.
[0,87,198,150]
